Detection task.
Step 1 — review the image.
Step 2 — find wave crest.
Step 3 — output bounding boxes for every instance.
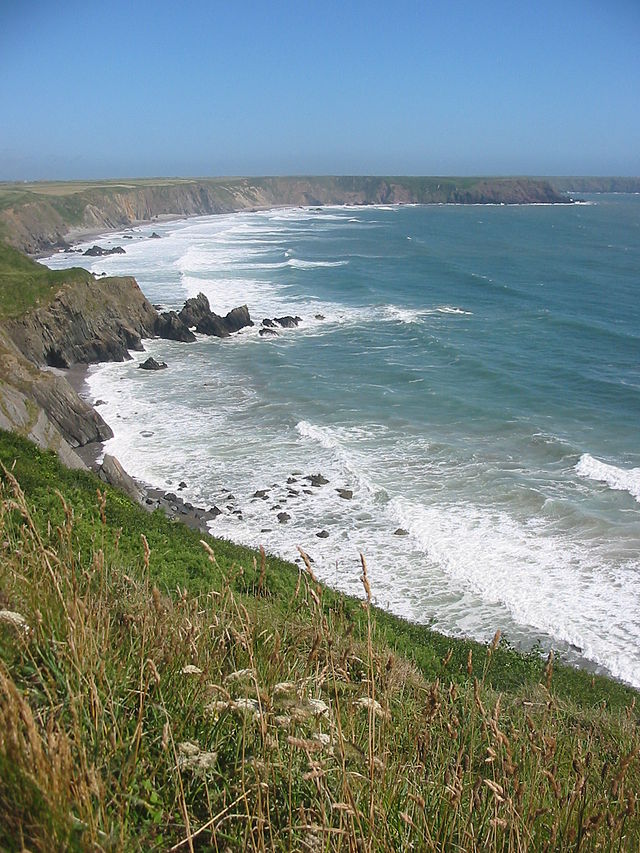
[575,454,640,503]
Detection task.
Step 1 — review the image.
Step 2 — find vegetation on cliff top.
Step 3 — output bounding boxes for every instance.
[0,240,91,318]
[0,430,638,851]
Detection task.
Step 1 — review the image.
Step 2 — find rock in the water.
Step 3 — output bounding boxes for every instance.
[95,399,106,406]
[83,244,126,256]
[155,311,196,342]
[139,357,167,371]
[150,232,161,239]
[316,530,330,538]
[209,505,223,517]
[277,512,291,524]
[305,474,329,487]
[179,292,253,338]
[259,327,279,337]
[274,316,302,328]
[262,318,276,327]
[224,305,253,333]
[253,489,269,498]
[178,481,187,489]
[178,293,212,327]
[394,528,409,536]
[314,314,325,320]
[336,488,353,500]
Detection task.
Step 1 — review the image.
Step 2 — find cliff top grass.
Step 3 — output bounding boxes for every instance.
[0,429,639,850]
[0,240,91,318]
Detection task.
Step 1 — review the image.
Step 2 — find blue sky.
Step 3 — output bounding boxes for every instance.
[1,0,639,179]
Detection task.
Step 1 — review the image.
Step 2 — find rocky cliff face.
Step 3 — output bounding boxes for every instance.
[0,328,111,468]
[6,275,159,367]
[0,177,571,254]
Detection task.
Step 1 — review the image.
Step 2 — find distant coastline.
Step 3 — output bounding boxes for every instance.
[0,175,572,254]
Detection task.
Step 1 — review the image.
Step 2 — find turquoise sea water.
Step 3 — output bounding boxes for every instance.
[45,195,640,686]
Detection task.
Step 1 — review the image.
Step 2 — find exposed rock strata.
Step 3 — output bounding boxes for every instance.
[0,177,572,255]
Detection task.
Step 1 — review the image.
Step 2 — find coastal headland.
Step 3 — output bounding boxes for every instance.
[1,178,639,849]
[0,175,572,254]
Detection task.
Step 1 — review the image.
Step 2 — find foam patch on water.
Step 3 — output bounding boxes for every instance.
[576,454,640,503]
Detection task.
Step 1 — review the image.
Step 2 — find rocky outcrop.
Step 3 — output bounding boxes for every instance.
[98,454,145,503]
[83,244,126,256]
[6,275,158,367]
[179,293,253,338]
[139,357,167,370]
[154,311,196,342]
[0,328,111,467]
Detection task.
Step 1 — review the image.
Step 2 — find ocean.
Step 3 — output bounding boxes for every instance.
[44,194,640,687]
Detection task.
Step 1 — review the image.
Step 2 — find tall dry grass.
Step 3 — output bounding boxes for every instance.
[0,466,639,850]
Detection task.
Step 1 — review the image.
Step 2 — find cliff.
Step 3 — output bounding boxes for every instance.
[0,176,571,254]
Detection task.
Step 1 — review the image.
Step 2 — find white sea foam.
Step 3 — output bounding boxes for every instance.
[576,454,640,503]
[286,258,348,269]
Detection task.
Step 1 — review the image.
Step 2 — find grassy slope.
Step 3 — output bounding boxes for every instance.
[1,430,638,851]
[0,240,91,318]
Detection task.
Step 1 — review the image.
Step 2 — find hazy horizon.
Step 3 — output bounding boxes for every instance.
[1,0,639,181]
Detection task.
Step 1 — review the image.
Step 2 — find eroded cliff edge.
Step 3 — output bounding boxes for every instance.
[0,176,571,254]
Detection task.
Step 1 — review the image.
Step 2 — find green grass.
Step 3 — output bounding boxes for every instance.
[0,429,639,850]
[0,240,92,317]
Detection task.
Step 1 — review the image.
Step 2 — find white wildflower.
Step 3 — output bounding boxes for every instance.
[181,664,203,675]
[0,610,29,633]
[354,697,390,720]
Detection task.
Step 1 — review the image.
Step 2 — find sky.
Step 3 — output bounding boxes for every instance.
[1,0,639,179]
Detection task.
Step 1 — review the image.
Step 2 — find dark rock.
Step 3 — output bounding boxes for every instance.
[259,327,279,337]
[196,313,231,337]
[209,505,223,517]
[274,316,302,328]
[139,357,167,370]
[316,530,330,538]
[155,311,196,342]
[394,528,409,536]
[178,293,211,328]
[303,489,313,495]
[260,528,272,533]
[314,314,325,320]
[98,454,144,504]
[184,501,193,510]
[94,399,106,406]
[150,232,161,239]
[178,481,187,489]
[336,488,353,500]
[305,474,329,487]
[277,512,291,524]
[165,493,178,502]
[253,489,269,498]
[286,477,297,484]
[262,318,276,327]
[226,494,235,500]
[83,244,126,256]
[223,305,253,334]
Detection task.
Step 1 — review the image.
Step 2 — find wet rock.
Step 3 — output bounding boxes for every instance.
[316,530,330,538]
[259,327,279,337]
[95,399,106,406]
[165,493,178,502]
[261,528,272,533]
[83,244,126,256]
[262,318,276,327]
[288,488,299,496]
[178,481,187,489]
[178,293,211,327]
[155,311,196,342]
[150,232,161,238]
[226,494,235,500]
[315,314,325,320]
[139,357,167,370]
[277,512,291,524]
[274,315,302,328]
[303,489,313,495]
[305,474,329,487]
[394,528,409,536]
[209,506,223,517]
[286,477,297,484]
[336,488,353,500]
